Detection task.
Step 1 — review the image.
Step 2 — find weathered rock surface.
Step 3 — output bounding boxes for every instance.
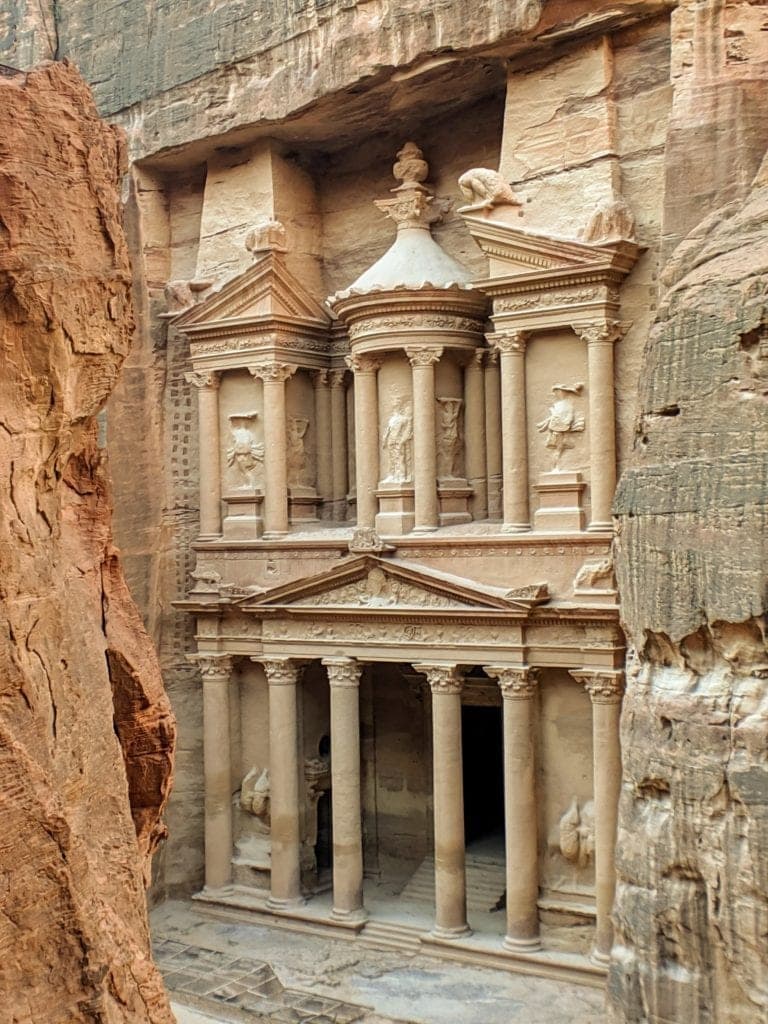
[0,61,175,1022]
[611,155,768,1022]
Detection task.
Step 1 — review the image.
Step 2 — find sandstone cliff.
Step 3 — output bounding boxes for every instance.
[611,157,768,1022]
[0,62,175,1023]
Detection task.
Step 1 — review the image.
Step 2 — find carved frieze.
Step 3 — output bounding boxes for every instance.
[291,568,475,609]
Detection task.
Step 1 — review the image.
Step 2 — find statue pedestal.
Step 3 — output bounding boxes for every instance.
[289,486,319,523]
[375,481,415,535]
[438,478,472,526]
[222,491,264,539]
[533,471,586,532]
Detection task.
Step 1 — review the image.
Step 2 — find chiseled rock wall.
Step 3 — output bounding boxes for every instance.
[0,62,175,1023]
[611,152,768,1022]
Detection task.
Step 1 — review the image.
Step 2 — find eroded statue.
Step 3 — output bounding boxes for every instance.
[382,397,413,483]
[436,397,463,479]
[240,766,271,832]
[457,168,521,213]
[559,796,595,869]
[537,383,585,468]
[287,416,310,487]
[227,413,264,487]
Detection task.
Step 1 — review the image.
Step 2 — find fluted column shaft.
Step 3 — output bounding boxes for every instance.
[415,663,470,939]
[346,354,381,530]
[192,654,234,890]
[186,371,222,538]
[323,658,365,921]
[260,658,304,909]
[577,322,622,530]
[571,669,624,962]
[249,362,295,536]
[484,665,540,950]
[407,347,443,532]
[491,332,530,532]
[313,370,332,515]
[329,369,348,517]
[464,350,487,521]
[484,349,502,520]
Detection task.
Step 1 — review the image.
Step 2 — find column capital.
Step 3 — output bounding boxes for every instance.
[248,362,297,383]
[413,662,462,695]
[485,347,500,366]
[484,665,539,700]
[257,657,300,686]
[570,669,625,704]
[188,653,233,678]
[329,367,348,388]
[322,657,362,688]
[185,370,220,390]
[405,345,443,367]
[468,348,486,368]
[487,330,528,355]
[574,320,626,345]
[345,352,382,374]
[311,368,330,388]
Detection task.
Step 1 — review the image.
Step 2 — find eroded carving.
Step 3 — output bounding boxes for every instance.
[457,168,521,213]
[582,197,636,243]
[436,397,463,479]
[537,383,585,468]
[382,394,413,483]
[227,412,264,488]
[559,796,595,868]
[245,218,287,254]
[287,416,311,488]
[574,557,616,592]
[240,767,271,829]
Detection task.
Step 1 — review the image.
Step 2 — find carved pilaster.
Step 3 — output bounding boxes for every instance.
[185,371,223,537]
[329,368,348,388]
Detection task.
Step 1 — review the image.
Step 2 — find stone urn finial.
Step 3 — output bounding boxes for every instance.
[392,141,429,190]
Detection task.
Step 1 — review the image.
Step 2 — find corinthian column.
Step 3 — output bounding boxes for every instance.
[259,657,304,909]
[248,362,296,537]
[345,353,381,531]
[570,669,624,963]
[414,662,470,939]
[406,346,443,533]
[464,349,487,520]
[323,657,365,922]
[575,322,623,530]
[484,665,540,950]
[313,370,332,515]
[490,332,530,532]
[329,369,348,519]
[185,370,222,538]
[190,654,234,891]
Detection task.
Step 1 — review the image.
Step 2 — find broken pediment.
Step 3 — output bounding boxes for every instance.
[172,251,330,337]
[242,556,549,613]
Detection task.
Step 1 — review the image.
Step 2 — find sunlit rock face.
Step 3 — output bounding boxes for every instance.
[0,62,175,1024]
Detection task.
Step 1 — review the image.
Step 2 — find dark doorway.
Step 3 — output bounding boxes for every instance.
[462,705,504,845]
[315,791,333,877]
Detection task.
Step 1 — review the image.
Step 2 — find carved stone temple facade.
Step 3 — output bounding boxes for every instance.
[169,137,639,981]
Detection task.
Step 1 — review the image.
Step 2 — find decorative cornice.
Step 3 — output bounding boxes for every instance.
[570,669,624,704]
[405,345,443,367]
[187,653,233,678]
[483,665,539,699]
[413,662,462,694]
[248,362,297,383]
[258,657,299,685]
[185,370,220,390]
[322,657,362,688]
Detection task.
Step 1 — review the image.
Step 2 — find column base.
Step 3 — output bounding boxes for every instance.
[262,530,290,540]
[430,923,472,941]
[589,946,611,967]
[266,894,307,912]
[412,524,438,535]
[500,522,531,534]
[197,532,223,542]
[503,934,542,953]
[331,906,368,925]
[587,520,613,533]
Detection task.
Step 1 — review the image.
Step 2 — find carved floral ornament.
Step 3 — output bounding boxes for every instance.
[344,352,383,374]
[187,654,233,678]
[258,657,300,685]
[185,370,220,390]
[483,665,539,699]
[486,330,528,355]
[322,657,362,688]
[413,662,463,694]
[405,345,443,367]
[574,320,627,346]
[570,669,625,704]
[248,362,297,383]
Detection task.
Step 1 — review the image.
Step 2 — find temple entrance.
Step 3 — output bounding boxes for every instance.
[462,705,504,846]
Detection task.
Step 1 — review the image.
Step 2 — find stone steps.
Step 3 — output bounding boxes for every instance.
[359,919,423,955]
[399,853,506,914]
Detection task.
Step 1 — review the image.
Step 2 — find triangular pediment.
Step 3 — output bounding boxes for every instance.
[173,252,330,331]
[241,556,548,613]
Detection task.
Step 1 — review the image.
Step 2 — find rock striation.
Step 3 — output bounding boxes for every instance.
[611,155,768,1022]
[0,62,175,1023]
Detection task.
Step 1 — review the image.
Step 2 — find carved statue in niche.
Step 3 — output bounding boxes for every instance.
[382,393,413,483]
[537,383,585,468]
[457,168,521,213]
[436,397,463,479]
[227,413,264,487]
[287,416,311,487]
[240,767,270,832]
[559,796,595,868]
